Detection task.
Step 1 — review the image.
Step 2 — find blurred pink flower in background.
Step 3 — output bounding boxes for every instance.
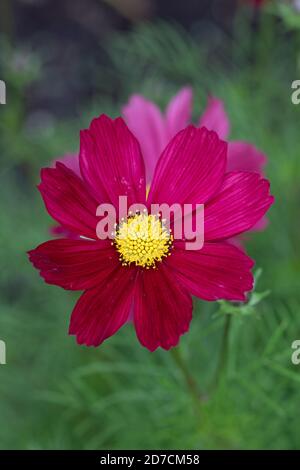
[55,153,80,176]
[123,87,267,183]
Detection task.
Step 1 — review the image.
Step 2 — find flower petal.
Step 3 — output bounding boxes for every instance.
[199,96,230,140]
[167,241,254,301]
[50,154,81,239]
[80,114,146,210]
[204,171,274,240]
[28,238,119,290]
[165,86,193,137]
[69,266,136,347]
[50,152,81,238]
[38,162,99,239]
[122,96,168,182]
[134,265,192,351]
[227,141,267,173]
[148,126,227,207]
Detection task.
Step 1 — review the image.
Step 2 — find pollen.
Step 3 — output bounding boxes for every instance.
[114,211,173,268]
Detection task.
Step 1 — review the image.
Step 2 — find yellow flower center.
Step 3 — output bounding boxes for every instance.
[114,211,173,268]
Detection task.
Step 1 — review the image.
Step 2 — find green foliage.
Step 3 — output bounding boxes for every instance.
[270,3,300,31]
[216,269,270,317]
[1,14,300,449]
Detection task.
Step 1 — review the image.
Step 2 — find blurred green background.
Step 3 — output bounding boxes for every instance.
[0,0,300,450]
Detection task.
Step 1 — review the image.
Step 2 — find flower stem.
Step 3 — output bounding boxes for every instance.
[211,314,232,390]
[170,347,202,404]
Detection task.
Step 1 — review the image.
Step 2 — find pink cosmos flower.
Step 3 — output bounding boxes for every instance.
[122,88,267,183]
[29,115,273,351]
[55,153,81,176]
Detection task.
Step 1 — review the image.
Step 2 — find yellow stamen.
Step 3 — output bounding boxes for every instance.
[114,212,173,268]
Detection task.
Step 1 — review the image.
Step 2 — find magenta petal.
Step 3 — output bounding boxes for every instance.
[122,96,168,183]
[28,238,119,290]
[69,266,136,347]
[80,114,146,209]
[38,162,99,239]
[148,126,227,206]
[165,86,193,138]
[205,171,274,240]
[134,265,192,351]
[55,153,81,177]
[50,152,81,238]
[227,141,267,173]
[167,241,254,301]
[199,97,230,140]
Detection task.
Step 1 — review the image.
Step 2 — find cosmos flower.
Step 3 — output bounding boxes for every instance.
[29,115,273,351]
[123,88,267,183]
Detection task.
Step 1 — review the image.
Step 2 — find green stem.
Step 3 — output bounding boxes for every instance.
[170,347,202,404]
[211,314,232,390]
